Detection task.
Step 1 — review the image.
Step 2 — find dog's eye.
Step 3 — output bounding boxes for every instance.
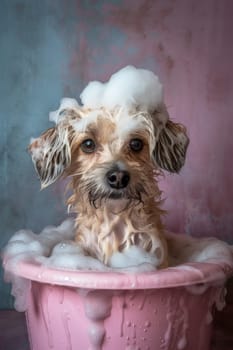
[81,139,96,153]
[129,138,144,152]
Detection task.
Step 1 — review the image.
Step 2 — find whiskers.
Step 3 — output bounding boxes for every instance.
[85,181,147,211]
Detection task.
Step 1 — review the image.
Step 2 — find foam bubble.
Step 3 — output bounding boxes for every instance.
[39,241,108,271]
[80,65,163,112]
[166,231,233,267]
[109,246,159,272]
[49,98,80,124]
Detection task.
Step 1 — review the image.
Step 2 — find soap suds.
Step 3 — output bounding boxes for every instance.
[2,218,233,312]
[83,290,112,350]
[109,246,161,271]
[5,219,232,275]
[49,98,80,124]
[166,231,233,267]
[45,66,165,133]
[80,65,163,113]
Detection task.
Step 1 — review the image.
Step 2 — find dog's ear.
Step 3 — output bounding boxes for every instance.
[29,124,72,189]
[152,104,189,173]
[28,105,82,188]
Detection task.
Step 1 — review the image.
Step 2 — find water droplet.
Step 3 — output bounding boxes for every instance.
[144,320,151,328]
[206,312,213,324]
[129,293,135,300]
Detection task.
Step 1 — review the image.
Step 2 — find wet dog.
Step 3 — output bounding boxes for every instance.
[29,101,188,268]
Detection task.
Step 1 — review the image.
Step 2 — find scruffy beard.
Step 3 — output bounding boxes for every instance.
[86,182,147,210]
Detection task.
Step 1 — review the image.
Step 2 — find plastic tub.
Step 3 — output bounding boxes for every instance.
[7,260,233,350]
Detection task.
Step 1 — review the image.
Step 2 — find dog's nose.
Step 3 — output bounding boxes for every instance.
[106,170,130,189]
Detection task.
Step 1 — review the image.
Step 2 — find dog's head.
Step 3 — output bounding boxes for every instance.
[29,101,189,207]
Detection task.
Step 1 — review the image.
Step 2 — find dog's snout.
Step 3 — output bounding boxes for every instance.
[106,170,130,189]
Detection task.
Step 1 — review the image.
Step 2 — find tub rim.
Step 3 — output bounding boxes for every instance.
[6,260,233,290]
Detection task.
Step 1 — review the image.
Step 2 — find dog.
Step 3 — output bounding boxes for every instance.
[29,102,189,268]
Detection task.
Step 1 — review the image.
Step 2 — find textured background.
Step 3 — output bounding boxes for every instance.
[1,0,233,309]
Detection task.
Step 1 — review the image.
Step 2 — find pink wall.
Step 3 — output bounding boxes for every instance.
[66,0,233,241]
[83,0,233,241]
[146,0,233,240]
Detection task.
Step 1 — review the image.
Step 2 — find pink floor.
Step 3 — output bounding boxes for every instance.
[0,310,29,350]
[1,279,233,350]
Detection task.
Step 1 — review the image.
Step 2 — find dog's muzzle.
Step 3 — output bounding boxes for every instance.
[88,165,144,205]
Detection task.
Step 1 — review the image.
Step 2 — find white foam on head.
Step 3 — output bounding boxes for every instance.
[112,108,156,152]
[49,97,80,124]
[80,81,106,109]
[73,109,102,133]
[80,65,163,112]
[30,67,165,159]
[73,107,155,153]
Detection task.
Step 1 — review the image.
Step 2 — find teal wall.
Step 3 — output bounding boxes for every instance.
[1,0,76,308]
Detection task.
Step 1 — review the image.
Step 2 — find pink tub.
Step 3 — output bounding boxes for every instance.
[7,260,233,350]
